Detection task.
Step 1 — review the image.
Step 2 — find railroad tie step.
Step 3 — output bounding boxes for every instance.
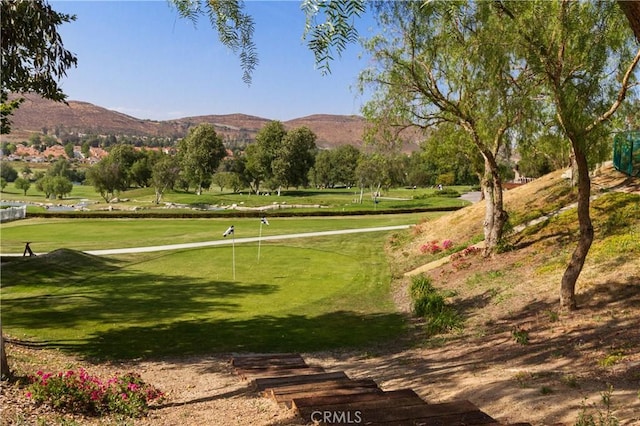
[316,399,497,426]
[230,353,307,369]
[236,366,326,381]
[270,378,381,408]
[253,371,349,392]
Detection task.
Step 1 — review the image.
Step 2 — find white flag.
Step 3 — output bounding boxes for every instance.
[223,225,234,237]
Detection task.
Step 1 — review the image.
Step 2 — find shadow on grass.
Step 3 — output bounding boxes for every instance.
[2,249,406,360]
[2,252,279,330]
[37,311,406,360]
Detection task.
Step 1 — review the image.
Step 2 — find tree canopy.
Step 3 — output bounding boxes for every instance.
[177,123,227,195]
[0,0,78,133]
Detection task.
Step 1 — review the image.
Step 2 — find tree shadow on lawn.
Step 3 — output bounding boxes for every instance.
[2,249,281,347]
[40,311,406,361]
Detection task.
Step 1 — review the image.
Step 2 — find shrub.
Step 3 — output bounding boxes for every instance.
[434,188,460,198]
[410,275,435,300]
[410,275,463,335]
[26,369,164,417]
[420,240,441,254]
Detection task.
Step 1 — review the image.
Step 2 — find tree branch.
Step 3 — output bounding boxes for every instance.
[586,46,640,133]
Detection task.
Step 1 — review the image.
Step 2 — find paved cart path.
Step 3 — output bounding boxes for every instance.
[80,225,413,256]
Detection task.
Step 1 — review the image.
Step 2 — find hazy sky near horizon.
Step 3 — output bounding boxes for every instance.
[50,0,377,122]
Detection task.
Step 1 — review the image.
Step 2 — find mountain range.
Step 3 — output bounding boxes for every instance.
[5,94,421,151]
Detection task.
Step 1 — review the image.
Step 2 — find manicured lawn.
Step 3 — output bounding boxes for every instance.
[0,214,429,253]
[1,219,414,359]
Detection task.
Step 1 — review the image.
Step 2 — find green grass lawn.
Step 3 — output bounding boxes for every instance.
[0,214,429,253]
[0,216,422,360]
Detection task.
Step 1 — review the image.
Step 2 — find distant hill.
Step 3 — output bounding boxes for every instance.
[5,94,421,151]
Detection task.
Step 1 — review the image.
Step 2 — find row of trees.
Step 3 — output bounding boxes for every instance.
[0,158,77,199]
[357,1,639,311]
[82,121,480,204]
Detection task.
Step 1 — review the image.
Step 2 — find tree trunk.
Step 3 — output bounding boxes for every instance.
[1,321,10,380]
[481,159,508,256]
[619,1,640,43]
[559,146,594,311]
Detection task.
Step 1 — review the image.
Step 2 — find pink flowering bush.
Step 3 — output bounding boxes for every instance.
[420,240,442,254]
[26,369,164,417]
[419,239,454,254]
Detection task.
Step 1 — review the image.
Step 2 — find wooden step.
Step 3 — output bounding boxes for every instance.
[323,400,495,425]
[297,395,429,420]
[254,371,349,392]
[236,366,325,380]
[277,386,383,408]
[231,353,307,368]
[292,388,423,410]
[266,377,379,398]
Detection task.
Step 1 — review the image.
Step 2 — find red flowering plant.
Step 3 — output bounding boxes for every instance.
[419,239,455,255]
[26,369,164,417]
[420,240,442,254]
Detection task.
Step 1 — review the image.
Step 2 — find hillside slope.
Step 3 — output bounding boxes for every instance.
[382,163,640,424]
[5,94,422,150]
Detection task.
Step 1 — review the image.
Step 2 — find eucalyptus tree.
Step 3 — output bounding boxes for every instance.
[311,150,334,187]
[311,144,361,188]
[497,1,640,311]
[244,121,287,194]
[86,159,127,202]
[272,126,317,191]
[150,154,180,204]
[355,152,392,201]
[177,123,227,195]
[360,1,537,254]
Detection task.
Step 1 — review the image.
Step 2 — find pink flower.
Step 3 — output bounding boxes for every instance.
[127,383,139,391]
[26,391,32,398]
[121,393,128,400]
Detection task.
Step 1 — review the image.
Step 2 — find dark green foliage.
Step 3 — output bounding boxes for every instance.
[1,0,77,133]
[434,188,461,198]
[410,275,463,335]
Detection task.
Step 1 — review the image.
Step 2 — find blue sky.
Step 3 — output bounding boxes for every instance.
[50,1,376,121]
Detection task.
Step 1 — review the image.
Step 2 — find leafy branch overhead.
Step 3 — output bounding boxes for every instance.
[172,0,257,85]
[171,0,365,82]
[302,0,366,75]
[0,0,78,133]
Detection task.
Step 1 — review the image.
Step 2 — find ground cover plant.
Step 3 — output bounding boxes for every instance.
[26,369,163,417]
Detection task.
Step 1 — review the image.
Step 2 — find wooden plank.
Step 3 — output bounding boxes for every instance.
[276,387,383,407]
[297,396,428,422]
[254,371,348,392]
[236,366,325,380]
[408,409,497,425]
[266,378,379,398]
[368,420,500,426]
[231,353,306,368]
[292,389,420,410]
[307,400,489,424]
